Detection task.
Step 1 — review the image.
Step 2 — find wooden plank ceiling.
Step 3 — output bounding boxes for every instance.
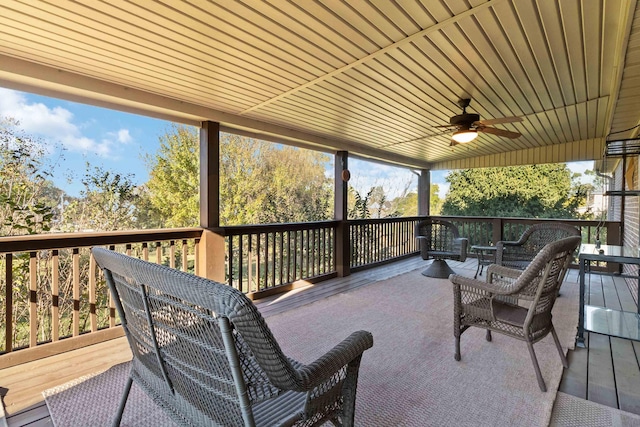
[0,0,639,170]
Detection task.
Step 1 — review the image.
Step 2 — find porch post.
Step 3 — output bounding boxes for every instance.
[199,121,225,282]
[335,151,350,277]
[417,169,430,216]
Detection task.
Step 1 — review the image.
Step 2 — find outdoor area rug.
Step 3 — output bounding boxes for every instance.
[44,266,580,426]
[550,392,640,426]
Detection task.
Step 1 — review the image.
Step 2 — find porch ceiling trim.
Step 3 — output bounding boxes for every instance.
[0,54,431,169]
[431,137,606,171]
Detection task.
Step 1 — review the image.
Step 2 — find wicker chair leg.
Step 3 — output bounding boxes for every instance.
[485,330,492,342]
[526,342,547,392]
[454,335,461,361]
[340,355,364,427]
[113,376,133,427]
[551,325,569,368]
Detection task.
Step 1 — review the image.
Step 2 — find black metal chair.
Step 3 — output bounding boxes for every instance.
[415,219,468,278]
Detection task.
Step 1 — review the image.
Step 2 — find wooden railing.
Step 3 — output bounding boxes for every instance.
[349,217,421,270]
[0,217,622,366]
[0,228,202,367]
[214,221,338,298]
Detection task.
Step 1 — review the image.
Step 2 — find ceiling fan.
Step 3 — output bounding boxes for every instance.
[438,99,523,146]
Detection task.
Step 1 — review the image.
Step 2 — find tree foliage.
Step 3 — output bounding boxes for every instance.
[430,184,443,215]
[145,125,200,228]
[441,164,589,218]
[61,164,140,231]
[0,118,61,235]
[144,126,333,226]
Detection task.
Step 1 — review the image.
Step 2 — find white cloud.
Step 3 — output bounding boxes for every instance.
[116,129,132,144]
[0,88,114,157]
[349,159,417,199]
[437,183,450,198]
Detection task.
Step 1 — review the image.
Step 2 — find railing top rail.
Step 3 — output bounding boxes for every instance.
[433,216,619,226]
[348,216,424,224]
[0,228,203,253]
[212,220,339,235]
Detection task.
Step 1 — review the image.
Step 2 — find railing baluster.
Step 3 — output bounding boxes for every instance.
[29,251,37,347]
[155,241,162,264]
[169,240,175,269]
[286,231,291,283]
[293,231,298,281]
[142,242,149,261]
[238,236,244,292]
[228,236,234,288]
[108,245,116,328]
[72,248,80,337]
[194,238,200,276]
[271,231,276,286]
[51,249,60,342]
[89,252,97,333]
[182,240,188,272]
[305,229,310,277]
[248,234,254,292]
[256,233,262,291]
[279,231,284,286]
[5,253,13,353]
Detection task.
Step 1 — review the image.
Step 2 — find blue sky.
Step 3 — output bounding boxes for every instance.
[0,87,422,199]
[0,87,170,196]
[0,87,593,199]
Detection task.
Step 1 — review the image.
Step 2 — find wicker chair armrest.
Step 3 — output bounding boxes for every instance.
[295,330,373,390]
[495,240,522,253]
[486,264,522,279]
[450,273,519,295]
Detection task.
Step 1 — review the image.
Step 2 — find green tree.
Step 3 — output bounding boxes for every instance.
[145,125,200,228]
[430,184,443,215]
[393,191,417,216]
[441,164,587,218]
[60,164,140,231]
[356,183,443,218]
[145,126,332,226]
[0,117,60,236]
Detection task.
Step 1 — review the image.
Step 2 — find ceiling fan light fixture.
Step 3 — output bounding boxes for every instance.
[451,129,478,143]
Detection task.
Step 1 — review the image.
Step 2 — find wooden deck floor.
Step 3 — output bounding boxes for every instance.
[2,255,640,425]
[559,269,640,414]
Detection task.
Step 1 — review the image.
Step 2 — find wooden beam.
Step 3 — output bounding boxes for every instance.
[199,121,225,281]
[335,151,350,277]
[418,169,430,216]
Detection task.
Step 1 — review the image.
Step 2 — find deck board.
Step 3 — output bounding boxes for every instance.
[586,333,618,408]
[5,403,51,427]
[611,337,640,414]
[558,332,588,399]
[560,269,640,416]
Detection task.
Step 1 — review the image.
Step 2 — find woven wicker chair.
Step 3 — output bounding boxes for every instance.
[415,218,468,278]
[449,236,581,392]
[93,248,373,427]
[496,222,581,270]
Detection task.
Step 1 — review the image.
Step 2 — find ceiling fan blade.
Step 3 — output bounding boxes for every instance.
[434,124,457,129]
[476,116,523,126]
[478,126,521,139]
